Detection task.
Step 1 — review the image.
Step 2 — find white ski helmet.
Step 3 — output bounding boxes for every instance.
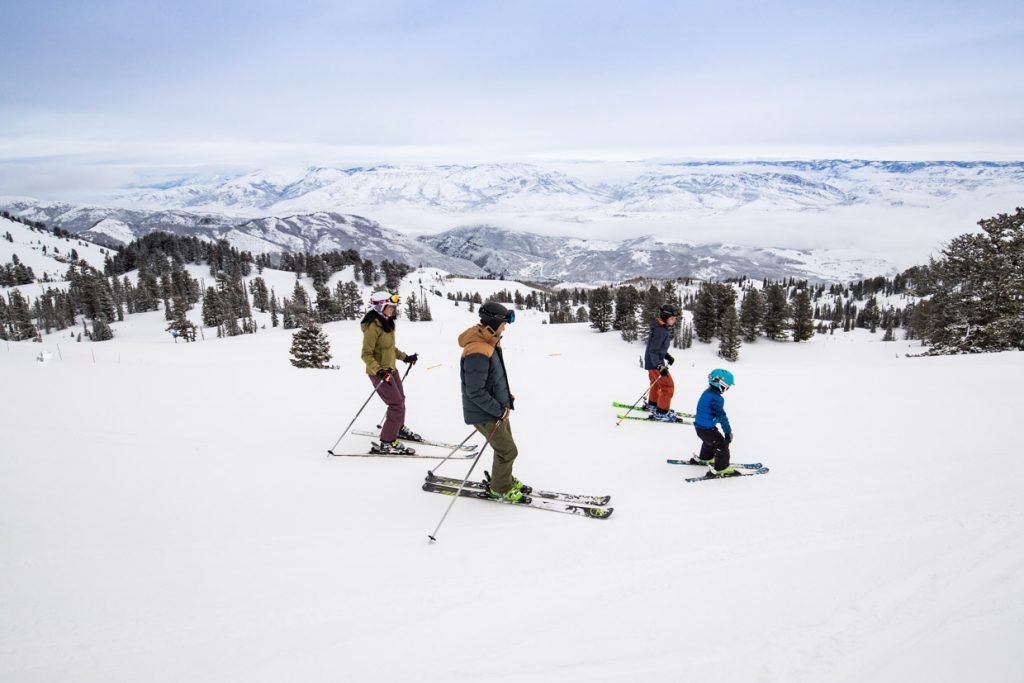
[370,290,400,316]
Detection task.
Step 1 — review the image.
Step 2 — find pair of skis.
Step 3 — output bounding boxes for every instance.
[613,401,695,425]
[668,456,770,482]
[330,431,478,459]
[422,472,613,519]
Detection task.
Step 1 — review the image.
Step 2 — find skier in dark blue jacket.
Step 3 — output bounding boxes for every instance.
[643,304,680,421]
[694,368,738,477]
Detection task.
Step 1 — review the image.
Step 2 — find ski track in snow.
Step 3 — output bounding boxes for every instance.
[1,267,1023,682]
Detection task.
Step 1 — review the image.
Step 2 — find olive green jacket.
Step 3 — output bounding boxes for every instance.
[360,315,407,375]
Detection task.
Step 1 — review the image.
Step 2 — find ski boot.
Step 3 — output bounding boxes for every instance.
[690,456,714,466]
[649,408,682,422]
[510,477,533,495]
[487,486,530,503]
[397,425,422,442]
[643,401,659,412]
[484,471,532,495]
[371,439,416,455]
[705,465,739,478]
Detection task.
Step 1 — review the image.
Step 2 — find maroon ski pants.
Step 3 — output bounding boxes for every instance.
[368,371,406,442]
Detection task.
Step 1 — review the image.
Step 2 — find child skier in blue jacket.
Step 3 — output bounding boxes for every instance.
[694,369,737,477]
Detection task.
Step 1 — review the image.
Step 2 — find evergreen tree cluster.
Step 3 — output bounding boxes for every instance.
[1,211,74,239]
[104,232,253,280]
[1,254,36,286]
[911,208,1024,354]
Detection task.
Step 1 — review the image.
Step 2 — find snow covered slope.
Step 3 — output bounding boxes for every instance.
[1,269,1022,682]
[0,215,111,283]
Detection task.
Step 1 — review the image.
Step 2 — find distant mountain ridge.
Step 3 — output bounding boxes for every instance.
[419,225,895,283]
[107,160,1024,217]
[2,199,896,282]
[7,158,1020,282]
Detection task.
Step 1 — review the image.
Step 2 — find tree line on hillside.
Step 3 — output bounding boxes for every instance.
[1,229,424,345]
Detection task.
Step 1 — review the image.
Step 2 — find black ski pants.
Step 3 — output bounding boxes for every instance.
[695,426,730,470]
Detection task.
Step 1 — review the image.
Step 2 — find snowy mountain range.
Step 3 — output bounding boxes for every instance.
[4,159,1021,282]
[419,225,894,282]
[2,199,892,282]
[110,160,1024,217]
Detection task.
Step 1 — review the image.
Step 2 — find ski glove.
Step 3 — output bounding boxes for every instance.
[404,353,418,365]
[376,368,393,383]
[725,432,733,445]
[658,364,670,377]
[665,353,675,366]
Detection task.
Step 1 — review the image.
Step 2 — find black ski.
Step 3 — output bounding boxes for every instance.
[424,472,610,506]
[685,467,770,483]
[331,449,476,460]
[351,430,477,452]
[667,457,764,469]
[422,482,613,519]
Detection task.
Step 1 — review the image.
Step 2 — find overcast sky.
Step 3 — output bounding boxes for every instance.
[1,0,1023,196]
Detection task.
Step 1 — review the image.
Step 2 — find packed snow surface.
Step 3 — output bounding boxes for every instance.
[1,270,1023,682]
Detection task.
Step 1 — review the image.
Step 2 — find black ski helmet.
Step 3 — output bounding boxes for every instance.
[659,303,679,320]
[479,301,514,330]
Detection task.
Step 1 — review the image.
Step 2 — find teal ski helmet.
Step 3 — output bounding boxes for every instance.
[708,368,735,391]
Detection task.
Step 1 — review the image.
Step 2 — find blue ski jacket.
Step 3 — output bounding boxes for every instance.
[694,386,731,433]
[644,320,671,370]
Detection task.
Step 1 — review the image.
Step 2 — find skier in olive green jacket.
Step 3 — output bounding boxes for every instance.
[458,301,530,502]
[361,291,419,454]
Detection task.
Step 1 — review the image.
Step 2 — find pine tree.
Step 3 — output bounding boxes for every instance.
[202,287,223,327]
[791,289,815,342]
[614,285,641,341]
[166,296,197,342]
[692,284,717,343]
[406,292,420,322]
[91,315,114,342]
[588,286,613,332]
[420,296,433,321]
[739,287,765,342]
[249,277,269,312]
[290,318,332,368]
[269,289,279,328]
[291,280,310,317]
[6,289,37,341]
[639,285,662,341]
[717,303,741,361]
[763,283,792,341]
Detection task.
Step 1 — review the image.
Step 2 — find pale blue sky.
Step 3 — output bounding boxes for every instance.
[1,0,1022,194]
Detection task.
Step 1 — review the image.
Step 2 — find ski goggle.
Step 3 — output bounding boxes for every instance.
[371,294,401,305]
[506,310,516,324]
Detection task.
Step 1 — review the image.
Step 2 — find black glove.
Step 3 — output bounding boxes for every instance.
[665,353,675,366]
[404,353,418,365]
[725,432,733,445]
[376,368,393,383]
[658,364,669,377]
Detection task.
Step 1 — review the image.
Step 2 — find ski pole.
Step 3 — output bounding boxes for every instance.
[329,364,413,456]
[616,375,662,426]
[326,385,378,456]
[426,429,480,476]
[427,418,503,543]
[375,362,415,429]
